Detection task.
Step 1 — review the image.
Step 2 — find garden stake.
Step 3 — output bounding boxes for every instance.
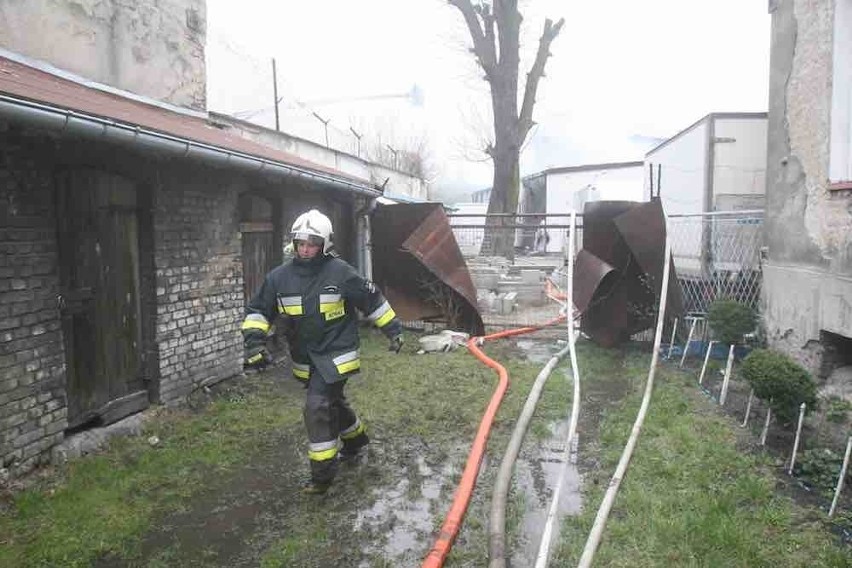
[741,389,754,427]
[666,317,678,359]
[787,402,806,475]
[829,435,852,518]
[698,341,715,385]
[760,402,772,446]
[679,317,698,368]
[719,344,735,406]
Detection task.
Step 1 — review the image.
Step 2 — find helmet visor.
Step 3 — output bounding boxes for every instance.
[293,233,324,247]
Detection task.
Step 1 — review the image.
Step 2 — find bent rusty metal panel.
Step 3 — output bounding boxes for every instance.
[574,199,682,346]
[613,198,683,317]
[372,203,484,335]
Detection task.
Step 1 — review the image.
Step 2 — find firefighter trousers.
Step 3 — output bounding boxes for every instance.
[304,372,368,484]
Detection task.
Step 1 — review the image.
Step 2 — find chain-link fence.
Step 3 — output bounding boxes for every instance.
[668,211,764,315]
[448,210,764,329]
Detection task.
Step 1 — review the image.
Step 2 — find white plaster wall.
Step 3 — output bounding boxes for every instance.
[0,0,206,110]
[763,263,852,373]
[713,117,768,205]
[763,0,852,372]
[213,114,429,201]
[830,0,852,182]
[644,121,708,216]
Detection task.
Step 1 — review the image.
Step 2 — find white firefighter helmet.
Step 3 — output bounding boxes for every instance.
[290,209,334,255]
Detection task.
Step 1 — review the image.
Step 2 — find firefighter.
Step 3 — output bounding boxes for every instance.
[241,209,403,495]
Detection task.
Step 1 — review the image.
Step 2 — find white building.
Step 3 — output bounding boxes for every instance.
[643,112,768,214]
[521,161,645,253]
[644,112,767,276]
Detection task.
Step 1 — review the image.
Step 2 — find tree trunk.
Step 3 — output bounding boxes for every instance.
[448,0,563,259]
[481,141,520,258]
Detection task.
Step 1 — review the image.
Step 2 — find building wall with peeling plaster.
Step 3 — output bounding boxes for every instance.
[764,0,852,374]
[0,0,206,110]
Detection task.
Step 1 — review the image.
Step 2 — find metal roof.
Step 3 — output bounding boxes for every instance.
[0,55,379,195]
[645,112,768,156]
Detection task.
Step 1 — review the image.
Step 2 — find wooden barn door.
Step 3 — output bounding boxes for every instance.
[57,170,147,429]
[240,194,277,304]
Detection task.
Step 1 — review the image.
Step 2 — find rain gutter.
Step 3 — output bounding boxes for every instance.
[0,93,381,198]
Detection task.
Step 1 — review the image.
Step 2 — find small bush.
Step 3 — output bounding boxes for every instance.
[707,299,756,345]
[740,349,817,424]
[825,396,852,424]
[794,448,850,495]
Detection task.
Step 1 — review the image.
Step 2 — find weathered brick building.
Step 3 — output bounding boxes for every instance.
[0,1,383,476]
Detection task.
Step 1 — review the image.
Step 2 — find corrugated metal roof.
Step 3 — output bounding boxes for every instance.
[0,55,374,188]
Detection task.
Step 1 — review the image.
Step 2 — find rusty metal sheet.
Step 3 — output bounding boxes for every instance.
[613,199,684,316]
[574,199,683,346]
[573,249,615,313]
[372,203,484,335]
[581,201,637,265]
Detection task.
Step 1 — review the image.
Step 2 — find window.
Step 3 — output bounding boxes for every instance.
[830,0,852,188]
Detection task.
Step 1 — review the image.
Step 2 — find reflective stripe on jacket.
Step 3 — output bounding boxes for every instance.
[241,255,401,383]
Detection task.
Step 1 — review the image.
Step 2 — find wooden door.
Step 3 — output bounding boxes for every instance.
[240,194,276,304]
[57,170,146,429]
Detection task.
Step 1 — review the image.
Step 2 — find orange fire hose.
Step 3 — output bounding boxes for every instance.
[421,315,566,568]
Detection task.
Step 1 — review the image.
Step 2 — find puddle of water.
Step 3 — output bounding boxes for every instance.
[513,417,582,566]
[515,339,567,365]
[355,456,457,567]
[510,348,632,566]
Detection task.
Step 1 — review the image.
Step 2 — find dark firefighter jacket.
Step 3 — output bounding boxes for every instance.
[241,255,402,383]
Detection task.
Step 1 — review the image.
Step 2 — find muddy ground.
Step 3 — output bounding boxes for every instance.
[81,337,850,567]
[86,339,631,567]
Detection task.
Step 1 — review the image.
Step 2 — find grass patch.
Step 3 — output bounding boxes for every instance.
[2,330,848,567]
[552,354,851,567]
[259,329,584,567]
[0,377,302,567]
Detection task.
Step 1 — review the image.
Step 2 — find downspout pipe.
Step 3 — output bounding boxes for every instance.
[0,94,381,198]
[354,198,378,279]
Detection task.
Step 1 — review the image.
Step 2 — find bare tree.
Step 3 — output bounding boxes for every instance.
[449,0,563,257]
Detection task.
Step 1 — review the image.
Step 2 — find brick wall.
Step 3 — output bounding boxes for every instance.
[0,124,358,476]
[0,131,68,476]
[153,170,245,404]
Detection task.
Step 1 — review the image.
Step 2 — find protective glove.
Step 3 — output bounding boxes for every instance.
[388,334,404,354]
[244,344,271,370]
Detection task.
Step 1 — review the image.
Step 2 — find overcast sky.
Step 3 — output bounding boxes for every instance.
[206,0,770,196]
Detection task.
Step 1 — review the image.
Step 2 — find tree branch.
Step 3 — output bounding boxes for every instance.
[448,0,497,76]
[518,17,564,141]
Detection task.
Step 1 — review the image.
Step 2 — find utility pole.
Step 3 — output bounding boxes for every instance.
[312,112,330,147]
[350,127,363,158]
[386,144,398,170]
[271,58,280,131]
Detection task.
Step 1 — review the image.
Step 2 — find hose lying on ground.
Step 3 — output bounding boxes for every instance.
[488,341,571,568]
[576,238,673,568]
[535,211,582,568]
[492,211,582,568]
[421,316,566,568]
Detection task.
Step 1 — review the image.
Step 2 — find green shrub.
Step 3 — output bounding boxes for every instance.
[794,448,850,496]
[740,349,817,424]
[825,396,852,424]
[707,299,756,345]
